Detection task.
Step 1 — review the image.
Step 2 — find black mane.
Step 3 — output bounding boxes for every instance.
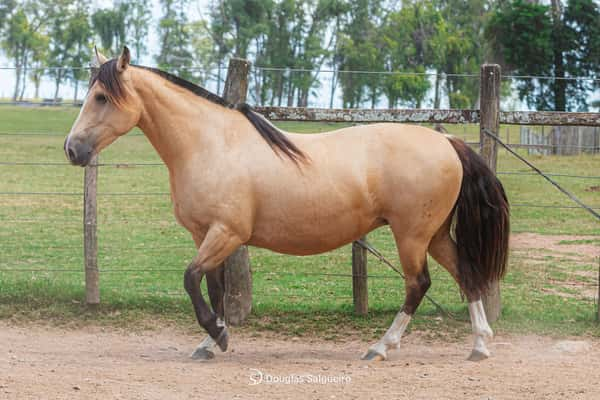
[90,61,306,163]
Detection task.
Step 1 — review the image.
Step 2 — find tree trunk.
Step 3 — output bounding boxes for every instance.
[74,80,79,103]
[54,71,62,101]
[276,71,283,106]
[387,96,394,109]
[286,80,294,107]
[434,69,441,109]
[550,0,566,111]
[12,50,21,101]
[297,87,308,108]
[216,61,222,95]
[19,54,28,101]
[370,88,376,109]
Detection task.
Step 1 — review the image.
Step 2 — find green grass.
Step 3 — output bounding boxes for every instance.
[1,105,599,340]
[559,239,600,245]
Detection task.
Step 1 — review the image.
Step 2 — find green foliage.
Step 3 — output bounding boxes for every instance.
[434,0,489,108]
[1,1,48,100]
[156,0,194,80]
[0,0,16,30]
[126,0,151,62]
[486,0,554,109]
[487,0,600,111]
[91,3,128,56]
[381,2,435,108]
[337,0,384,108]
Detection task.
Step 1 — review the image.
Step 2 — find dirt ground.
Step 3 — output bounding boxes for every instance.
[510,233,599,261]
[2,322,599,400]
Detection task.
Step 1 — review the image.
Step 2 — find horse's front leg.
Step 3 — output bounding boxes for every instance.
[190,267,225,360]
[183,224,244,360]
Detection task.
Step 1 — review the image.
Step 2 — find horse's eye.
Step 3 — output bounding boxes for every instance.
[95,94,107,104]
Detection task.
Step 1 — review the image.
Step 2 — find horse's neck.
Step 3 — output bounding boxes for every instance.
[134,73,242,171]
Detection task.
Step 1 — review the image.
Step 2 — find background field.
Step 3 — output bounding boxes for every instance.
[0,106,599,340]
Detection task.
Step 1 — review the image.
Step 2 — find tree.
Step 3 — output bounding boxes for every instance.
[189,19,216,85]
[28,33,49,99]
[260,0,344,107]
[563,0,600,110]
[156,0,194,80]
[1,2,47,101]
[224,0,272,59]
[126,0,151,62]
[91,2,128,56]
[487,0,600,111]
[206,0,236,94]
[381,2,434,108]
[336,0,385,108]
[68,1,91,102]
[430,0,490,109]
[0,0,16,32]
[47,0,75,101]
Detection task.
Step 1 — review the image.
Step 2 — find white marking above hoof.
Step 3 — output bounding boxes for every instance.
[361,349,386,361]
[467,348,490,362]
[191,347,215,360]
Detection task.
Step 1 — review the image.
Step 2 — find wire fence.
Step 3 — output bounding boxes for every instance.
[1,129,599,322]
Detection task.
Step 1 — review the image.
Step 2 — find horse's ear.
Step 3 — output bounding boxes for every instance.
[93,46,108,66]
[117,46,131,73]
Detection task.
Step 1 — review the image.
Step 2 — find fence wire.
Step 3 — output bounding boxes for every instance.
[1,118,599,324]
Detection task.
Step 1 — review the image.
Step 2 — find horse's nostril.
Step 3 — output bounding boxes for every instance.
[68,147,76,161]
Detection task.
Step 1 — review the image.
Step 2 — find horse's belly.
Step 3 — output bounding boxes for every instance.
[247,197,384,255]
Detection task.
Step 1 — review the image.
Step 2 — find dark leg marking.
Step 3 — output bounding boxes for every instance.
[206,266,225,319]
[401,263,431,315]
[184,263,227,351]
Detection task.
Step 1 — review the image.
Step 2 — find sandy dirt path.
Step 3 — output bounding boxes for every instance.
[1,322,599,400]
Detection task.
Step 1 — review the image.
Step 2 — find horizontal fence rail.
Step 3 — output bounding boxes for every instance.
[255,106,600,127]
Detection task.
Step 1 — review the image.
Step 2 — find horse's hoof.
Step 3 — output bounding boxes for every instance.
[361,349,386,361]
[191,347,215,360]
[467,349,490,362]
[216,328,229,352]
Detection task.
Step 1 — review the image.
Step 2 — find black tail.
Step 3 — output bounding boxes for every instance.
[447,136,510,297]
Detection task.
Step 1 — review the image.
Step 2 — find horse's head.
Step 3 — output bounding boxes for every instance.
[64,46,142,166]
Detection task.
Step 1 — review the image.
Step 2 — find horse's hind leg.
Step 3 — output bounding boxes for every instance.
[191,267,225,360]
[428,222,493,361]
[362,237,431,361]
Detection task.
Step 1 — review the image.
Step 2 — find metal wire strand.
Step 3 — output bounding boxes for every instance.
[482,128,600,221]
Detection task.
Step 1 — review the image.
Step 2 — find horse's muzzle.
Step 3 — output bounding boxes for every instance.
[65,136,94,167]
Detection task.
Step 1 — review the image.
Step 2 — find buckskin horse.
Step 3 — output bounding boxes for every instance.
[64,47,509,362]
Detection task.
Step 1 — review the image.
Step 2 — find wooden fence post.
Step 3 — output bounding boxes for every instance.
[597,257,600,322]
[352,237,368,315]
[479,63,501,322]
[222,58,253,326]
[84,154,99,305]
